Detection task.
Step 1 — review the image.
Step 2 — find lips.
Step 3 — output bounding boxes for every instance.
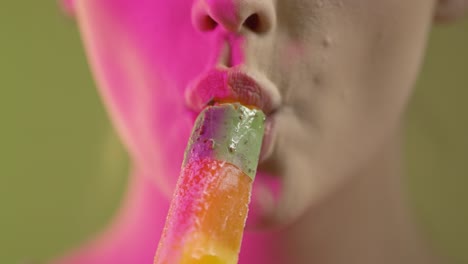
[185,67,279,115]
[185,67,281,162]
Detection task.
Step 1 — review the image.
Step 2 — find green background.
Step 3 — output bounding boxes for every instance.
[0,2,467,264]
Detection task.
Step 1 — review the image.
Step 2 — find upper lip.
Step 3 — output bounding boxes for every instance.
[185,67,281,115]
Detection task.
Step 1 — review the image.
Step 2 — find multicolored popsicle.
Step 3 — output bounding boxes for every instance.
[154,103,265,264]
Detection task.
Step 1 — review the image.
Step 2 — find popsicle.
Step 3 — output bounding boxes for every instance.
[154,103,265,264]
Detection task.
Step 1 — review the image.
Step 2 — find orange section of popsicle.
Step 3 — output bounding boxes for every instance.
[154,158,252,264]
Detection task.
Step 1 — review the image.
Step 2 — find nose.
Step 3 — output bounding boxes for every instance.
[192,0,275,34]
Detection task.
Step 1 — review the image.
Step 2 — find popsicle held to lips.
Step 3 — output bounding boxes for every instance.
[154,103,265,264]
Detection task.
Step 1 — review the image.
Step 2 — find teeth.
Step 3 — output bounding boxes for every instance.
[183,103,266,180]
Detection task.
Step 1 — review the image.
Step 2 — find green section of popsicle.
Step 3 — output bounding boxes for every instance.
[183,103,265,180]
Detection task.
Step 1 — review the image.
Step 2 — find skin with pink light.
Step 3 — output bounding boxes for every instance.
[54,0,468,263]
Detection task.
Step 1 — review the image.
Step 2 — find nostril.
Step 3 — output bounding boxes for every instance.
[199,15,218,31]
[244,14,261,32]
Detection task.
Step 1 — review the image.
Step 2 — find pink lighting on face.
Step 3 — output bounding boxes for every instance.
[54,0,282,263]
[73,0,261,192]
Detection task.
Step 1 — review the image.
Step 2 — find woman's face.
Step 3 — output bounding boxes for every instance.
[74,0,436,226]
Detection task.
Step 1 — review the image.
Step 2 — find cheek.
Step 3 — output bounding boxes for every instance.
[76,0,213,190]
[77,0,212,99]
[277,1,433,188]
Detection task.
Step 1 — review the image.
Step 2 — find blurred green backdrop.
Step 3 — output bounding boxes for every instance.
[0,2,467,264]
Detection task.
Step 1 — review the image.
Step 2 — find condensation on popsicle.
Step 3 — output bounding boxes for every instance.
[154,103,265,264]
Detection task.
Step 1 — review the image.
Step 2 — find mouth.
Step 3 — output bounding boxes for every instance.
[185,66,281,162]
